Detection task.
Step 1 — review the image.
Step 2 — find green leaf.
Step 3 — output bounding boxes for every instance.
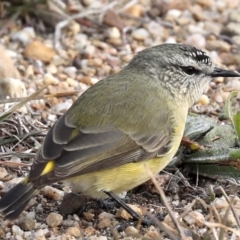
[184,115,216,139]
[233,112,240,142]
[219,91,238,121]
[184,163,240,180]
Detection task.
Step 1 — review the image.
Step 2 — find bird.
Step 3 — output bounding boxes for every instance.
[0,43,239,221]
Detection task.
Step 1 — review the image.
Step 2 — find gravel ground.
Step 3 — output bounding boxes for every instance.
[0,0,240,239]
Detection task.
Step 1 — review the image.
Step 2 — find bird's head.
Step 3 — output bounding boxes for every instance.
[128,43,240,106]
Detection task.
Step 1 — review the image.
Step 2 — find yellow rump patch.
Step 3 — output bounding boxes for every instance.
[41,161,55,175]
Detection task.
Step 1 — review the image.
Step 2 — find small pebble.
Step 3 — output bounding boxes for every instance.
[12,225,24,236]
[188,24,207,34]
[183,210,204,227]
[213,92,223,103]
[232,36,240,45]
[5,49,18,58]
[63,66,78,78]
[23,231,32,239]
[19,217,36,231]
[23,41,56,62]
[115,204,142,220]
[97,218,112,229]
[62,219,74,227]
[172,200,180,207]
[65,226,81,237]
[125,4,143,17]
[164,212,181,228]
[35,204,44,214]
[214,77,224,83]
[82,0,95,6]
[42,186,64,201]
[196,0,214,8]
[82,45,96,59]
[66,77,78,87]
[222,22,240,36]
[212,197,229,209]
[98,212,115,220]
[33,229,49,240]
[0,78,27,99]
[73,214,80,221]
[0,167,12,181]
[165,9,182,20]
[186,33,206,49]
[198,94,210,105]
[26,211,36,220]
[88,237,108,240]
[226,79,240,91]
[46,64,58,74]
[206,40,231,52]
[88,58,103,67]
[90,77,99,84]
[144,225,159,239]
[74,33,89,49]
[48,114,57,122]
[52,99,73,113]
[78,76,93,85]
[46,212,63,227]
[83,211,95,221]
[84,226,96,237]
[228,9,240,23]
[6,232,11,239]
[68,21,81,34]
[132,28,150,41]
[204,21,221,34]
[14,235,23,240]
[11,27,35,45]
[219,210,237,227]
[125,226,139,237]
[44,73,59,85]
[107,27,121,39]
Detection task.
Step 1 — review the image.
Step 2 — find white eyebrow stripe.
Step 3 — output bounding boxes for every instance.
[183,46,212,65]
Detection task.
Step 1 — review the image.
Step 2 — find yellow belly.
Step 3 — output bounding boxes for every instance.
[66,138,180,198]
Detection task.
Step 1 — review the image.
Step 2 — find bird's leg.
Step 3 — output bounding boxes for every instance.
[104,191,140,220]
[100,197,118,209]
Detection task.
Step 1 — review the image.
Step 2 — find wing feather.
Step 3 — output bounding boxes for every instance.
[30,111,172,187]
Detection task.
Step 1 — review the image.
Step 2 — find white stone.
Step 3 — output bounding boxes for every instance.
[132,28,150,41]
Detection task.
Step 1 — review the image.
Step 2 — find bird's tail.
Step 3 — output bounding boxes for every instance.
[0,179,39,220]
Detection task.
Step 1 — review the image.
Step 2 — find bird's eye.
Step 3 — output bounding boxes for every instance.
[181,66,198,75]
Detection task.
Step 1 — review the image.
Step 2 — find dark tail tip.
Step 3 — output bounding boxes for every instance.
[0,180,38,220]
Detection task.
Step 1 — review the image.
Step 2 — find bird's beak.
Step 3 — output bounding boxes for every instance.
[210,67,240,78]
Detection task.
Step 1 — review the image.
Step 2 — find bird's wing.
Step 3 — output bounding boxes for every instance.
[29,112,172,185]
